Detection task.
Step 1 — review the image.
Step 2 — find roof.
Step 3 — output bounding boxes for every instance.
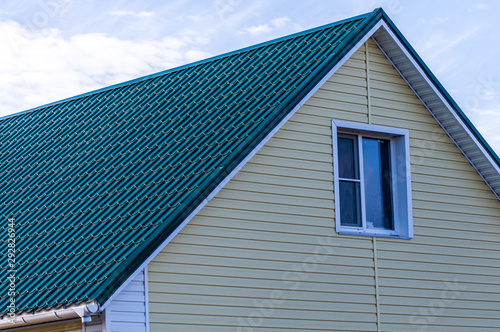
[1,8,499,316]
[0,9,381,314]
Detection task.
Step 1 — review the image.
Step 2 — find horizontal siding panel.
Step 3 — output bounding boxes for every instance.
[149,283,376,304]
[378,260,500,277]
[377,241,500,259]
[150,303,376,322]
[377,250,500,268]
[381,295,500,311]
[207,198,333,218]
[378,268,500,286]
[265,137,333,155]
[381,313,500,328]
[169,234,373,257]
[149,264,375,284]
[233,172,333,191]
[150,274,375,295]
[379,277,500,294]
[321,81,368,96]
[196,207,335,228]
[151,298,375,313]
[150,315,377,331]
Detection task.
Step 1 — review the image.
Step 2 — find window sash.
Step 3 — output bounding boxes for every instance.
[337,132,397,235]
[332,119,413,239]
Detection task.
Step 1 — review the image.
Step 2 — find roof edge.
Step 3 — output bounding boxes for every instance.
[379,10,500,168]
[0,302,98,329]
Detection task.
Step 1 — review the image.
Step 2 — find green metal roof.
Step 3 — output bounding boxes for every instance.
[0,9,383,313]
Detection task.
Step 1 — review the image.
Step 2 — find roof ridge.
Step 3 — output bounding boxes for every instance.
[0,10,377,123]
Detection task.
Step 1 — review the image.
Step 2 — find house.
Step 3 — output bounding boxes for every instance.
[1,7,500,331]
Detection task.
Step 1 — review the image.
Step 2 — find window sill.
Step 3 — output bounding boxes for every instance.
[337,229,412,240]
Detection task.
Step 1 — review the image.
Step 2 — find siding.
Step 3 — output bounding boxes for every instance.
[148,38,500,331]
[5,320,81,332]
[85,315,103,332]
[106,269,148,332]
[364,40,500,331]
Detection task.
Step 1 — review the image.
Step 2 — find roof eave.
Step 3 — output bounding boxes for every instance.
[371,15,500,198]
[0,302,99,329]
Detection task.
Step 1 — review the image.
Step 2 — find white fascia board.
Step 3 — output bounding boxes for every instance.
[101,19,385,311]
[374,22,500,192]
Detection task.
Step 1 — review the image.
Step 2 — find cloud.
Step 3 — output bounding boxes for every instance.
[243,24,272,35]
[423,25,482,62]
[240,16,293,36]
[468,3,488,12]
[109,10,154,18]
[467,107,500,154]
[271,16,290,28]
[0,20,211,117]
[418,16,450,25]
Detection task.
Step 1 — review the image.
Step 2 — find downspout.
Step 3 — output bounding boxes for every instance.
[0,303,99,329]
[366,39,381,332]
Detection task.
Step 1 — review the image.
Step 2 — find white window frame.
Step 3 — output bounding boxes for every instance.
[332,120,413,239]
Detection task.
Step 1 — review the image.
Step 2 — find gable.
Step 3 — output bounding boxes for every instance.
[147,40,500,330]
[0,12,377,316]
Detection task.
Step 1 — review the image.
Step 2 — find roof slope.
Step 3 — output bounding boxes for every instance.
[0,10,383,313]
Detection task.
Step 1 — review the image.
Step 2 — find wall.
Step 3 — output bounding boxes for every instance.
[105,268,148,332]
[5,320,81,332]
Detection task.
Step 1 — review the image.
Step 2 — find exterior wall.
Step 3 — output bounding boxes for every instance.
[85,317,103,332]
[148,38,500,331]
[6,320,81,332]
[105,268,148,332]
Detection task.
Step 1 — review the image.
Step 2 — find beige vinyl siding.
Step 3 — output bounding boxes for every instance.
[148,38,500,331]
[5,320,81,332]
[363,40,500,331]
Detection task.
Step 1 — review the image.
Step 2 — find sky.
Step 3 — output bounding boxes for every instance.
[0,0,499,154]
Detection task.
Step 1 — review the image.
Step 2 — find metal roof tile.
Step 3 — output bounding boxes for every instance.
[0,10,379,313]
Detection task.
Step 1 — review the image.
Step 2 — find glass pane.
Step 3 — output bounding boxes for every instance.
[339,180,361,227]
[338,135,359,179]
[363,138,394,230]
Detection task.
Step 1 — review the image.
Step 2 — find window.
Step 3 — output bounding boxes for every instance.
[332,120,413,239]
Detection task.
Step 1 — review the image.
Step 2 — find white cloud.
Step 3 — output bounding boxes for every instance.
[468,3,488,12]
[187,15,203,22]
[418,16,450,25]
[467,107,500,154]
[243,24,272,35]
[0,20,211,117]
[109,10,154,18]
[239,16,295,36]
[271,16,290,28]
[422,25,482,61]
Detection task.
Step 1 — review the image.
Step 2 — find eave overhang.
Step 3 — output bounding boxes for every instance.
[371,14,500,199]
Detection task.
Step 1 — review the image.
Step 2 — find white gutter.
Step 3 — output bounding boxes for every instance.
[0,303,99,329]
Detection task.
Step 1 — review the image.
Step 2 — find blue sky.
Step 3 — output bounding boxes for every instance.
[0,0,499,153]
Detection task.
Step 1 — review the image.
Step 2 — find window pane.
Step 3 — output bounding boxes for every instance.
[362,138,394,230]
[339,180,361,227]
[338,136,359,179]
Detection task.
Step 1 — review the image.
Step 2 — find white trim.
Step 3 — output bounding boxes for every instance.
[332,120,413,239]
[101,20,385,311]
[0,303,98,329]
[103,306,110,332]
[144,268,150,332]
